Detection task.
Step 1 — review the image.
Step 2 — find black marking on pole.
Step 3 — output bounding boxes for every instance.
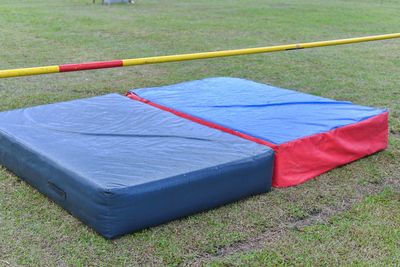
[285,47,305,51]
[286,44,304,51]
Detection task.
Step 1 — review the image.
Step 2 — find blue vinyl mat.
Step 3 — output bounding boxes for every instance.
[131,77,385,145]
[0,94,274,238]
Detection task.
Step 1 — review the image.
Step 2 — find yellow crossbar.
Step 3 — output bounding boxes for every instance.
[1,33,399,79]
[123,33,400,66]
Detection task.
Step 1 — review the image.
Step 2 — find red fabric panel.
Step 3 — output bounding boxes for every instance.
[273,112,388,187]
[59,60,123,72]
[126,92,277,148]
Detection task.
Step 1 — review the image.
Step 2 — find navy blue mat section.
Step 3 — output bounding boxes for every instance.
[0,94,274,238]
[131,77,385,145]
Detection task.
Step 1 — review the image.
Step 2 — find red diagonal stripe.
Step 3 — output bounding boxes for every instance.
[126,92,278,149]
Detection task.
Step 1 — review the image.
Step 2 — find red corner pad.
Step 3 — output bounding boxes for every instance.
[272,111,389,187]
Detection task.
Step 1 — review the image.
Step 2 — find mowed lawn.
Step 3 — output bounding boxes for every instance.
[0,0,399,265]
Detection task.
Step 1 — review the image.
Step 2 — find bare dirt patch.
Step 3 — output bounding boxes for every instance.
[390,129,400,139]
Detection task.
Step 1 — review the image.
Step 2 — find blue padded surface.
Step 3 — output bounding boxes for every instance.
[131,77,386,144]
[0,94,273,238]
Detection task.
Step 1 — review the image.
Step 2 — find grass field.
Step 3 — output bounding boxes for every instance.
[0,0,399,265]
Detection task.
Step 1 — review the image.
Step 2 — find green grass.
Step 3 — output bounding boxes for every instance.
[209,189,400,266]
[0,0,399,265]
